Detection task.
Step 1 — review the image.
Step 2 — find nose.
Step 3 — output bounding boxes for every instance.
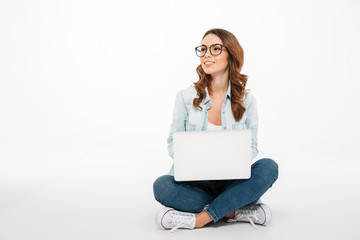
[203,47,212,58]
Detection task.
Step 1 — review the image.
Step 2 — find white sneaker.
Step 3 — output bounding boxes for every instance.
[227,203,272,229]
[156,207,196,233]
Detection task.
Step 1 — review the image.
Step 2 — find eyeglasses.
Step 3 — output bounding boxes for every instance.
[195,44,227,57]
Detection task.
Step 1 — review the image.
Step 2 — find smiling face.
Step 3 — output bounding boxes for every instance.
[200,34,229,77]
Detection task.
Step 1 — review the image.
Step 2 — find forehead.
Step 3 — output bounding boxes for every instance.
[201,34,223,46]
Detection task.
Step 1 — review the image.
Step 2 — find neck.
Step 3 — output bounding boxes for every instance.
[209,72,229,96]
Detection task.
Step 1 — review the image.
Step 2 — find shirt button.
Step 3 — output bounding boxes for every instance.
[224,126,227,129]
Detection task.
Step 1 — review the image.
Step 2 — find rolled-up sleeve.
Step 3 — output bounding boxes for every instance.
[245,94,259,160]
[167,91,188,159]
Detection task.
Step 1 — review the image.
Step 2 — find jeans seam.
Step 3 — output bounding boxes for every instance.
[204,205,219,222]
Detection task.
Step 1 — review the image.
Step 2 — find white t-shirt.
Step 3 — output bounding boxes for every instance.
[207,122,222,131]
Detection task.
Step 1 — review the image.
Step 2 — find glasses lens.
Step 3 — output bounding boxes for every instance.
[195,45,207,57]
[210,44,223,56]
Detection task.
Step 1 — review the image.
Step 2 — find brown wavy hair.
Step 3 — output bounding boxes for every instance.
[193,28,248,122]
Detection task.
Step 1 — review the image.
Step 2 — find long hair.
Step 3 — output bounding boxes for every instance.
[193,28,248,122]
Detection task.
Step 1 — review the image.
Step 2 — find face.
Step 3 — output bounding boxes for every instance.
[200,34,229,77]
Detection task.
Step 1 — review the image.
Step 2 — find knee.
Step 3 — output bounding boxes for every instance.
[153,175,174,202]
[256,158,279,183]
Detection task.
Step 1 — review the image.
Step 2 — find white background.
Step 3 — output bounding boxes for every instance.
[1,0,360,239]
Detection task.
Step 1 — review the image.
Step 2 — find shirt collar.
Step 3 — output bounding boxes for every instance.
[226,80,232,98]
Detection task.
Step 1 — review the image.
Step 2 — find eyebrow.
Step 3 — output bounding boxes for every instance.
[200,43,223,47]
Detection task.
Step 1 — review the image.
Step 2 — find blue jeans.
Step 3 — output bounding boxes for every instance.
[153,158,278,223]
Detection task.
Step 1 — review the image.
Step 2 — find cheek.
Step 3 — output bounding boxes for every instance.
[218,55,228,64]
[219,58,228,68]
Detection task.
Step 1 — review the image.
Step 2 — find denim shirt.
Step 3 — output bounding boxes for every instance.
[167,81,259,175]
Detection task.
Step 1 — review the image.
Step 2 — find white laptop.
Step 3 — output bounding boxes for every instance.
[173,130,252,181]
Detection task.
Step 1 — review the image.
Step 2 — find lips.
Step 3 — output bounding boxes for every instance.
[204,61,215,65]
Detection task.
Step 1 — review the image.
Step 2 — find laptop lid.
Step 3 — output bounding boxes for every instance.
[173,129,252,181]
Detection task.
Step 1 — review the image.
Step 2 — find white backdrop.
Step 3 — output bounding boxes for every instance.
[1,0,360,239]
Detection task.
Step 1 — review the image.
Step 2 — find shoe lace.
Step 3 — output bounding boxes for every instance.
[227,209,259,230]
[169,212,195,233]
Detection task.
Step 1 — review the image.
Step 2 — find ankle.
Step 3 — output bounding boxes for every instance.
[224,211,235,219]
[195,211,213,228]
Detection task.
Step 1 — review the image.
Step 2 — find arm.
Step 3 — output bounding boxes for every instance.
[167,90,189,159]
[245,94,259,160]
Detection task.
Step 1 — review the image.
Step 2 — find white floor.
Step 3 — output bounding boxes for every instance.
[1,152,360,240]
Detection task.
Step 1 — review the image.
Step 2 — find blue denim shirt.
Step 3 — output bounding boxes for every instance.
[167,81,259,175]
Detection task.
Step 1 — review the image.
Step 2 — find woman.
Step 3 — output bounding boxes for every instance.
[153,28,278,232]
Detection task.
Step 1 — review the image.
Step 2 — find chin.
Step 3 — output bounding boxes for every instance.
[204,70,219,76]
[201,68,213,75]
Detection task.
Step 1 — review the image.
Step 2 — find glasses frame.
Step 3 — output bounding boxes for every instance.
[195,44,227,57]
